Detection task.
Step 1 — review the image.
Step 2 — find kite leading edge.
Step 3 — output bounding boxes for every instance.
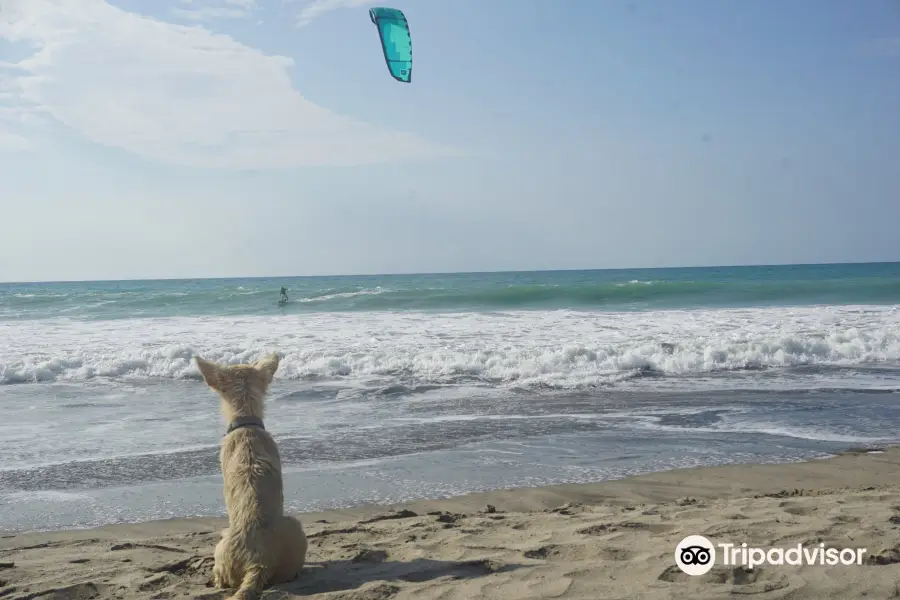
[369,7,412,83]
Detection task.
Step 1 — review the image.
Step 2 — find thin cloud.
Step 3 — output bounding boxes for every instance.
[174,7,251,20]
[174,0,258,20]
[0,63,41,149]
[293,0,380,28]
[0,130,34,152]
[0,0,453,168]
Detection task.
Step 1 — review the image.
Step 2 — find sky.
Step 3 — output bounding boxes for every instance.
[0,0,899,282]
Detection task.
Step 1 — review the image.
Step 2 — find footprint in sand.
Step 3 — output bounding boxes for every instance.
[576,521,676,536]
[779,501,817,516]
[523,543,613,562]
[659,563,790,592]
[22,582,110,600]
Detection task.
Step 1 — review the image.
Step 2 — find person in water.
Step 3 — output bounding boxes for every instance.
[280,286,288,303]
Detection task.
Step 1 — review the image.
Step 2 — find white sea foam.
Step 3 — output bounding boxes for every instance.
[1,305,899,389]
[616,280,655,287]
[297,287,387,303]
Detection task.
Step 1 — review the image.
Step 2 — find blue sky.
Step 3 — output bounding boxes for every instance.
[1,0,898,281]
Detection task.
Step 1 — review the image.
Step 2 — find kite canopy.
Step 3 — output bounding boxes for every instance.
[369,7,412,83]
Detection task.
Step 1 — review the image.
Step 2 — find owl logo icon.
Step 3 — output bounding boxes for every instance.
[675,535,716,575]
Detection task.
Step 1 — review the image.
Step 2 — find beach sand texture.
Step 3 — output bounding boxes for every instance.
[3,448,900,599]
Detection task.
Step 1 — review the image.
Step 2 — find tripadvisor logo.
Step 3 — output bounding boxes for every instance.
[675,535,867,575]
[676,535,716,576]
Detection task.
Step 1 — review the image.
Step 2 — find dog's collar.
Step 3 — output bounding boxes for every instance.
[225,416,265,436]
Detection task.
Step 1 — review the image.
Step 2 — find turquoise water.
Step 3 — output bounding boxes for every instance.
[3,262,900,320]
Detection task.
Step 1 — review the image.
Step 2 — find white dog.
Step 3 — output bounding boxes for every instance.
[195,354,307,600]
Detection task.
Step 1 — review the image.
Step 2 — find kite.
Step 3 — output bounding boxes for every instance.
[369,7,412,83]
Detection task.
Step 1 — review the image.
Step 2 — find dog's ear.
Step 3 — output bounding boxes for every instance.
[195,356,226,392]
[255,352,281,384]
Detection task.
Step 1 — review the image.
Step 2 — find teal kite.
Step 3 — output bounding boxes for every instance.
[369,7,412,83]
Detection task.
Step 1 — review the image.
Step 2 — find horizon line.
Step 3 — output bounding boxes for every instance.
[1,259,898,286]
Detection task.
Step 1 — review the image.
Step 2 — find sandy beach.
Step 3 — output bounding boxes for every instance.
[3,448,900,599]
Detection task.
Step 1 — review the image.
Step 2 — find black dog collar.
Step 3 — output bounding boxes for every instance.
[226,416,265,436]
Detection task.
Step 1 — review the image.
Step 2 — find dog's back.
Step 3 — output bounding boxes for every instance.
[221,428,284,525]
[196,355,307,600]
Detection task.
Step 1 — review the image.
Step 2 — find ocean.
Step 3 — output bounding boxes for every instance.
[2,263,900,532]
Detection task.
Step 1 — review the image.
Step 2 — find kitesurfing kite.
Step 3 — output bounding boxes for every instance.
[369,7,412,83]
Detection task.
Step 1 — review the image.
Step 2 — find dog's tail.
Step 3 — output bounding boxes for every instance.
[228,565,266,600]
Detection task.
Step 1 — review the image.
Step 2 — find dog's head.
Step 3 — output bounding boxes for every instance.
[194,353,280,421]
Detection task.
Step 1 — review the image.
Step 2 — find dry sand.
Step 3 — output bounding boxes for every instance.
[3,448,900,599]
